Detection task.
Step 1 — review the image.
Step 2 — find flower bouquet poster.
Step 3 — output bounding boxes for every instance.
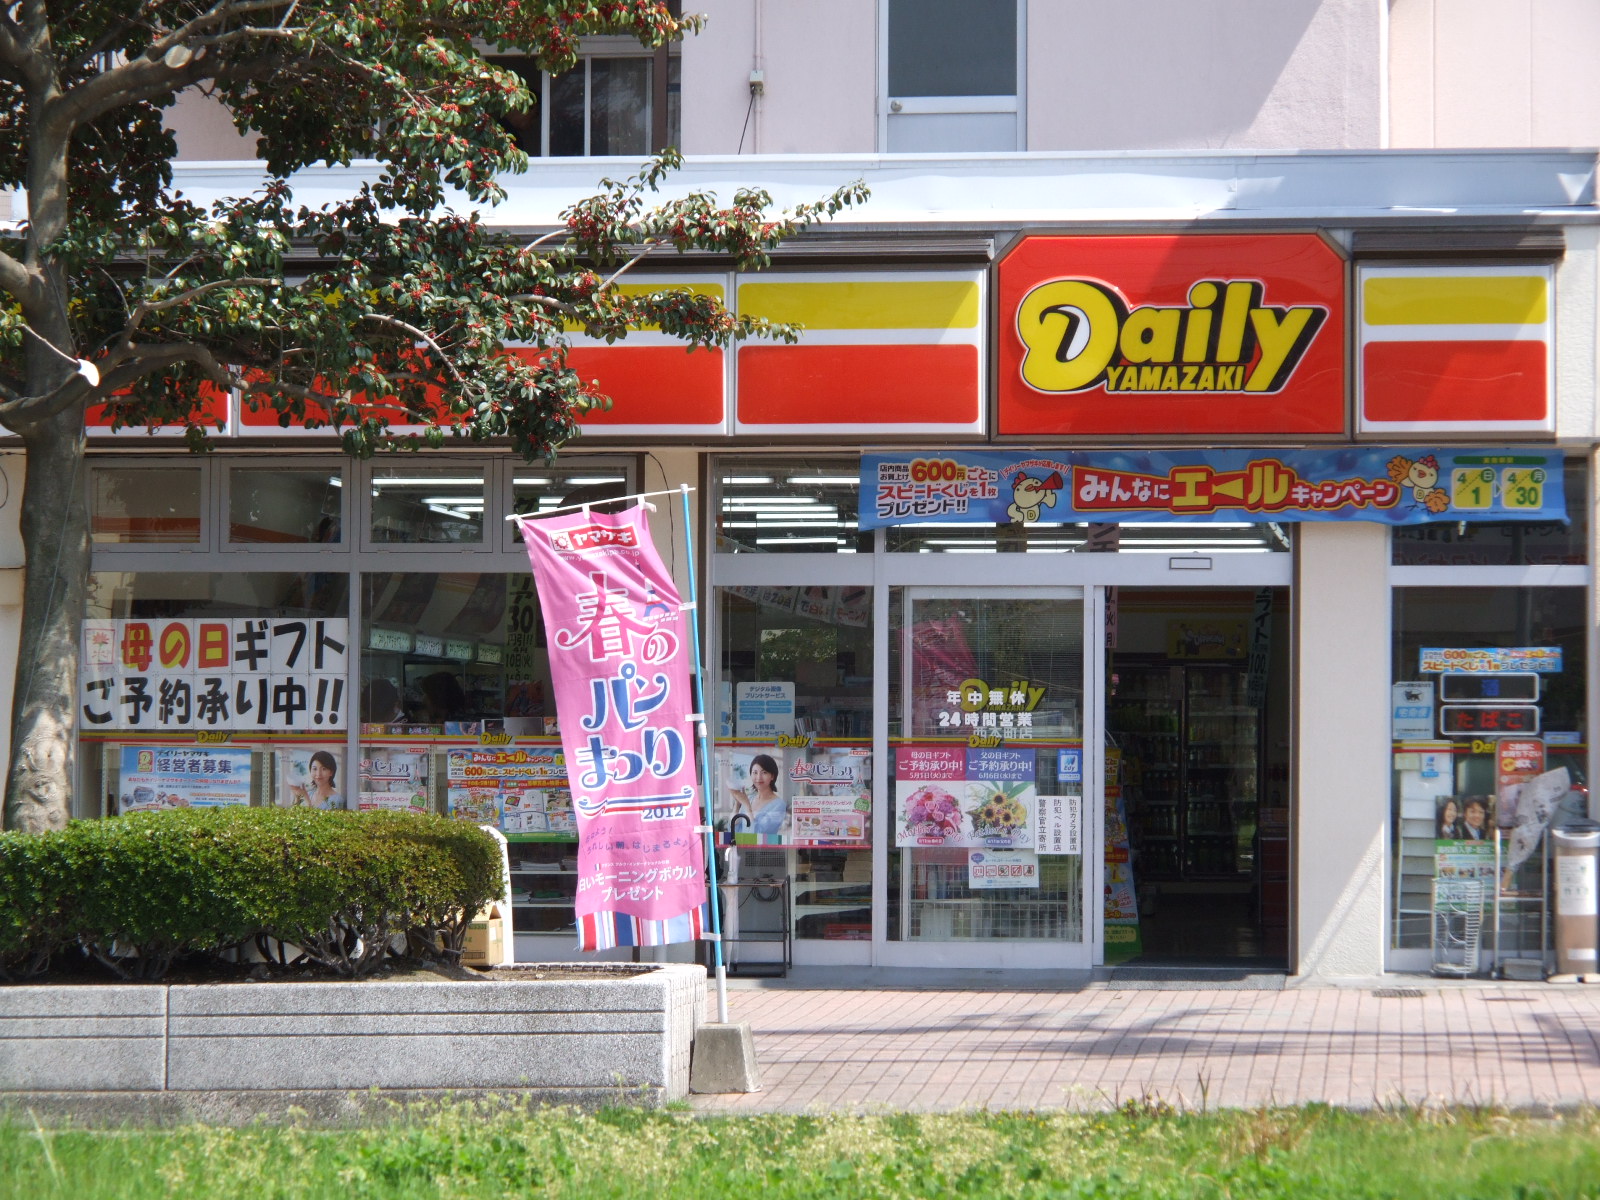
[895,745,1037,848]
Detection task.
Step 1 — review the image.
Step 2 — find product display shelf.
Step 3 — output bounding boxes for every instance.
[507,841,578,938]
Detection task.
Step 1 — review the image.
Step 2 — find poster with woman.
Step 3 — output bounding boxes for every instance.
[719,747,795,844]
[278,746,347,809]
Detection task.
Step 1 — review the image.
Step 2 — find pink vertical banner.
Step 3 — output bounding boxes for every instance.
[521,505,706,951]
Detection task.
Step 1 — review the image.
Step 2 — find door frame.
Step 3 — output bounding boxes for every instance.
[871,584,1102,970]
[709,534,1292,970]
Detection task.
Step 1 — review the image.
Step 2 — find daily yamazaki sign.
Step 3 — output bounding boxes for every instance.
[998,234,1346,437]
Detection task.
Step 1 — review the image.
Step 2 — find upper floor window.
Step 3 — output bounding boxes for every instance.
[493,40,680,158]
[882,0,1021,152]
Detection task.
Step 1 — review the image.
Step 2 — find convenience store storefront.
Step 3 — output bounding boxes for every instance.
[3,151,1595,977]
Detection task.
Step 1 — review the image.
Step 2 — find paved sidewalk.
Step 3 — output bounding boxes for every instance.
[690,972,1600,1113]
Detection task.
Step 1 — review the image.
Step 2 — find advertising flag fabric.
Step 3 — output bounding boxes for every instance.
[519,504,707,951]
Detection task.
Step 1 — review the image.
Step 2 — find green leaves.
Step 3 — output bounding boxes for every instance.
[0,808,503,980]
[1,1,869,458]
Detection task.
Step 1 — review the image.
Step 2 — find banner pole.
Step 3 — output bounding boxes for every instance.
[680,483,729,1024]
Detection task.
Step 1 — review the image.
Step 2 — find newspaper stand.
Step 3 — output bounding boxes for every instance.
[1432,877,1484,976]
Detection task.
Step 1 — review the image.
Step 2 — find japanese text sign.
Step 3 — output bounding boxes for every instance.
[81,618,348,732]
[859,448,1564,530]
[521,505,705,951]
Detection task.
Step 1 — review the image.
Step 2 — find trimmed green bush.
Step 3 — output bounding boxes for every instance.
[0,808,503,981]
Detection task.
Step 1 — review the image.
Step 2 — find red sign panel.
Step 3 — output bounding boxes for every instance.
[997,235,1346,437]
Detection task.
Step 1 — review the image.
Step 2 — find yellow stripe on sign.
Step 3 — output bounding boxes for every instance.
[737,280,981,330]
[562,282,725,332]
[1363,275,1547,326]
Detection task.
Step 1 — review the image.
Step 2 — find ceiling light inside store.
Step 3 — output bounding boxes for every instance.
[755,536,842,545]
[371,477,484,487]
[561,476,626,485]
[722,496,827,507]
[721,475,774,484]
[512,477,552,486]
[785,475,859,485]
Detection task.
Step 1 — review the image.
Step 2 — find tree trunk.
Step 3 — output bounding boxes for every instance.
[4,405,89,831]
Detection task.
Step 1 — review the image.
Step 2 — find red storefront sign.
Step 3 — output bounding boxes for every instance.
[997,234,1346,437]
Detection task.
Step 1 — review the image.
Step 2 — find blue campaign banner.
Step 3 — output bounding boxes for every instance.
[859,448,1565,530]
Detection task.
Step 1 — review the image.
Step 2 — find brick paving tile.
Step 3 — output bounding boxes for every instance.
[688,981,1600,1114]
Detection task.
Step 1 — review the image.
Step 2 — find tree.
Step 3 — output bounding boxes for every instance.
[0,1,866,831]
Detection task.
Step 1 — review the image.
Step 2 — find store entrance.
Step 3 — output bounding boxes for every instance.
[1106,589,1291,968]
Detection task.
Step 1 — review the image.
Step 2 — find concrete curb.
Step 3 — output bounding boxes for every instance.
[0,964,705,1115]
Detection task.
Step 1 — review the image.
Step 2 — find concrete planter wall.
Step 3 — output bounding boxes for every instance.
[0,963,705,1124]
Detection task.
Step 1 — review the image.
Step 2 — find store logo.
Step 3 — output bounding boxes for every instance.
[551,524,637,553]
[1016,278,1326,395]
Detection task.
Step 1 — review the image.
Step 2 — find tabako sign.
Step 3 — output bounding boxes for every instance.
[998,234,1346,437]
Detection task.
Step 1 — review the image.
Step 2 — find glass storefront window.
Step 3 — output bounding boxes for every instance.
[359,571,573,874]
[508,462,633,544]
[1392,459,1587,566]
[80,571,352,820]
[1389,587,1587,954]
[887,587,1085,943]
[228,467,344,545]
[361,572,529,732]
[91,466,202,544]
[369,465,485,544]
[717,458,871,554]
[715,584,874,942]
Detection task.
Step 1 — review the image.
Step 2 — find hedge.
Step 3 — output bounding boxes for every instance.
[0,807,504,981]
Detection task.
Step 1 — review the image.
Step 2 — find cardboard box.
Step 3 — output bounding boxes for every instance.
[462,901,511,967]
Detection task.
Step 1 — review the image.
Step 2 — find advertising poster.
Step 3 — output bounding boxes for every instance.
[788,745,871,845]
[81,617,350,732]
[117,746,252,814]
[968,849,1040,890]
[1495,738,1546,829]
[277,746,347,809]
[895,745,1036,849]
[734,682,795,740]
[502,574,544,722]
[717,744,799,845]
[445,747,573,837]
[358,747,430,812]
[521,503,707,952]
[1419,646,1563,674]
[835,587,871,628]
[1434,840,1496,915]
[859,448,1565,531]
[1102,748,1142,961]
[718,742,871,847]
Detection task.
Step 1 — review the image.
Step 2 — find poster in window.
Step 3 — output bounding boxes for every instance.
[277,746,347,809]
[117,746,252,814]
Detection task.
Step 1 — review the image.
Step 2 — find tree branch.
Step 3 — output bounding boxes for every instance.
[360,312,471,393]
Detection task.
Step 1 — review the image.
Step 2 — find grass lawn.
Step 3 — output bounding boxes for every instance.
[2,1102,1598,1198]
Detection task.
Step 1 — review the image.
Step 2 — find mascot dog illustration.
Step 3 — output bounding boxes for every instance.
[1007,471,1063,523]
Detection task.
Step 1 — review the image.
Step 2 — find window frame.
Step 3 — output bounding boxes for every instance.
[877,0,1026,152]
